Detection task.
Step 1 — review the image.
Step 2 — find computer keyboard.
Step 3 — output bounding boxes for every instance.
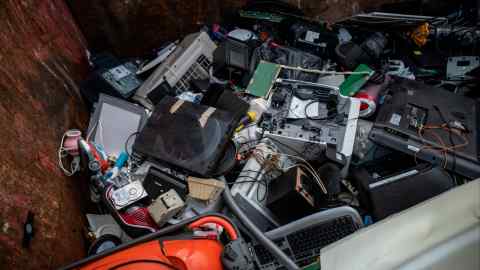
[250,207,363,270]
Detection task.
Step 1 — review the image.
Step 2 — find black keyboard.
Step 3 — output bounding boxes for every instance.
[251,216,360,270]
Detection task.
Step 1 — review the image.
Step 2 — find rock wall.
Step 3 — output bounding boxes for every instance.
[0,0,89,269]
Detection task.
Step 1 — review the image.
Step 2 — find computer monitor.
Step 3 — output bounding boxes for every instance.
[132,96,237,177]
[214,38,252,71]
[87,94,147,158]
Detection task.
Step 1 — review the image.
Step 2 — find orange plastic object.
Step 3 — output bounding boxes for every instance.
[79,240,171,270]
[79,239,224,270]
[163,239,224,270]
[188,216,238,240]
[409,23,430,47]
[259,31,269,42]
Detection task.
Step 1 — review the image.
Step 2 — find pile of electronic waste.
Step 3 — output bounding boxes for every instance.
[59,5,480,270]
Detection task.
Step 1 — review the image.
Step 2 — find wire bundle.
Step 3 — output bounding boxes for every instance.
[415,124,469,169]
[58,130,81,176]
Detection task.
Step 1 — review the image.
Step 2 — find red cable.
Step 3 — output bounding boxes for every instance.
[188,216,238,241]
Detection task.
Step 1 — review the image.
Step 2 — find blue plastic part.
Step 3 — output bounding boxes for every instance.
[363,215,373,226]
[115,152,128,169]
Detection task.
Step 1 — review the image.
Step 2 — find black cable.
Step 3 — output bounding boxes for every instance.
[223,183,300,270]
[265,178,270,203]
[289,85,332,102]
[304,100,337,121]
[265,136,303,156]
[124,131,140,157]
[239,136,289,155]
[237,165,270,202]
[108,259,179,270]
[228,178,269,202]
[302,92,352,123]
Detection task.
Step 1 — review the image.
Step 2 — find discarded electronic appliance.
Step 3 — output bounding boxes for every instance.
[87,94,147,158]
[60,7,480,270]
[132,96,238,177]
[81,53,143,104]
[134,32,217,109]
[250,207,363,269]
[369,77,480,179]
[253,62,361,175]
[61,215,256,270]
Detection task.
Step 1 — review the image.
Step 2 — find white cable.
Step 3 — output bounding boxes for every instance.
[58,131,80,176]
[297,164,328,193]
[86,120,96,142]
[86,119,105,148]
[252,140,326,192]
[274,152,328,194]
[283,162,319,179]
[97,120,105,147]
[280,65,374,75]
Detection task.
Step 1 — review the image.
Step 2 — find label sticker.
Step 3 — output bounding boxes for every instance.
[169,100,185,114]
[305,31,320,43]
[370,169,419,189]
[407,145,420,152]
[109,65,131,80]
[390,113,402,126]
[199,107,216,128]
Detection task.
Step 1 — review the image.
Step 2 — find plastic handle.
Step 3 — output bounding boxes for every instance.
[188,216,238,240]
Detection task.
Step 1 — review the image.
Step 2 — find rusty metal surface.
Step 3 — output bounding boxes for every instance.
[0,0,89,269]
[67,0,246,56]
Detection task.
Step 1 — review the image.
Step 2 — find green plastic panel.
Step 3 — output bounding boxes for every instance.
[302,260,320,270]
[339,64,374,97]
[246,61,281,98]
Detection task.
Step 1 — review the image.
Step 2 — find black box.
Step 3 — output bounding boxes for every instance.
[266,167,318,224]
[352,159,455,221]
